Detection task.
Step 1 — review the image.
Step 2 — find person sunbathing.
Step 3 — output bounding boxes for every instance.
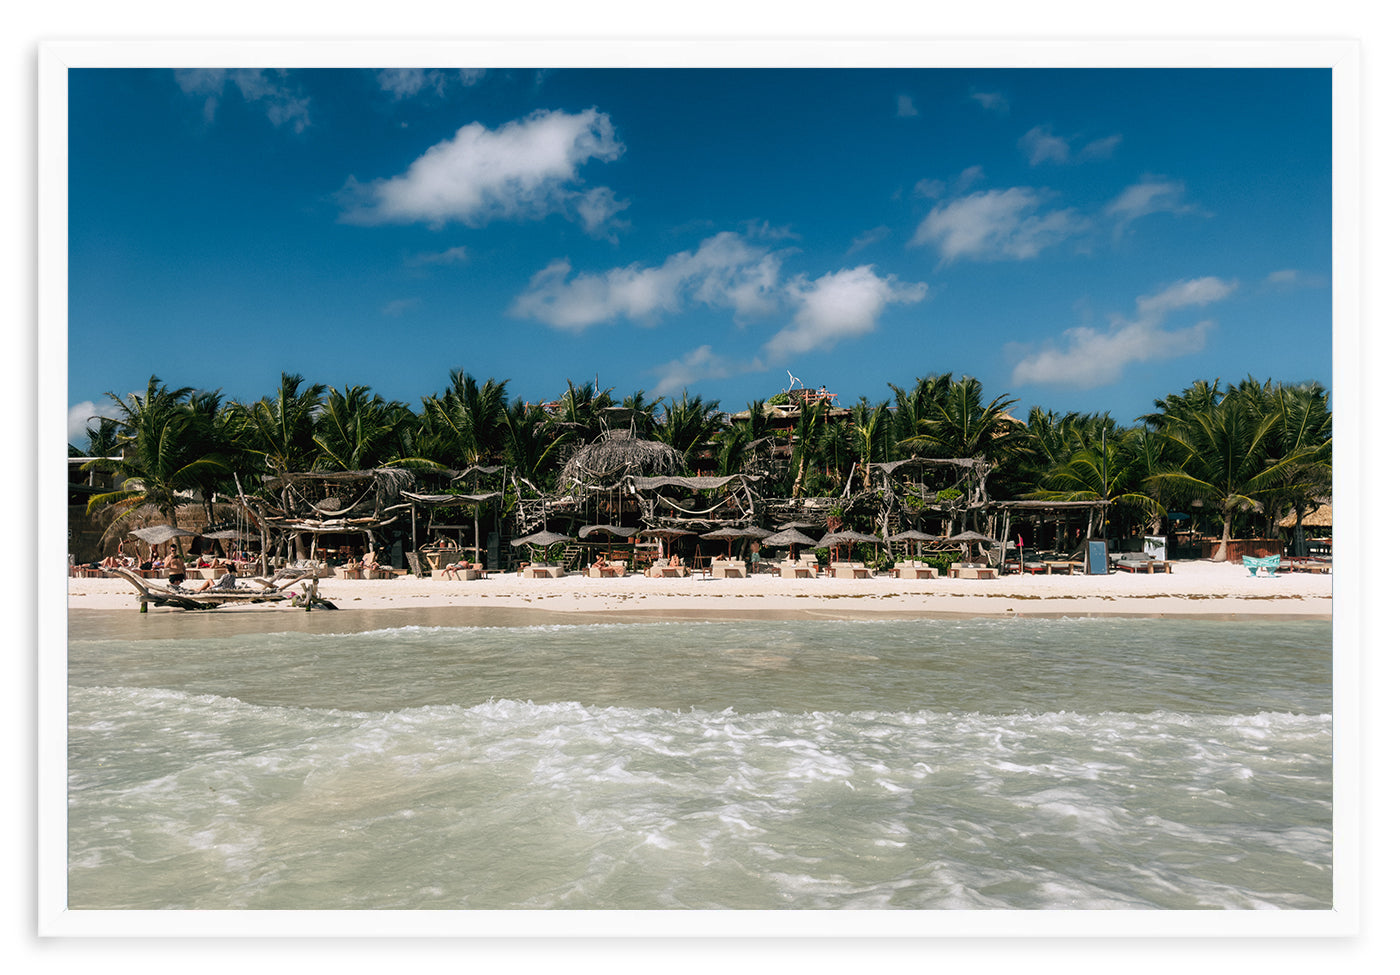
[444,559,473,579]
[194,562,239,592]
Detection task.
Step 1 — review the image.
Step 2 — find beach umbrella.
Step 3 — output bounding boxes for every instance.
[129,525,201,557]
[701,526,748,557]
[814,530,881,562]
[776,520,821,531]
[761,527,819,560]
[129,525,200,546]
[638,526,694,560]
[578,524,633,560]
[510,529,571,562]
[578,524,633,539]
[887,528,942,558]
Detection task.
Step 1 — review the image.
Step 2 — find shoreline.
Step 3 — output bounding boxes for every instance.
[66,559,1333,632]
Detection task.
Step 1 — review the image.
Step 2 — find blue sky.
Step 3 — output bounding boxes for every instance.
[66,66,1332,445]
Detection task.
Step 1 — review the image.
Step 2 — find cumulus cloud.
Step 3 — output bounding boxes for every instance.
[174,69,311,132]
[896,94,919,117]
[68,400,120,449]
[913,187,1087,263]
[763,266,927,360]
[1105,174,1199,237]
[509,232,786,331]
[970,90,1009,113]
[1009,276,1237,388]
[339,108,626,235]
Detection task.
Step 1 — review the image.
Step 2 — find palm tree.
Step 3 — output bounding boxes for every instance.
[239,372,327,477]
[1032,429,1161,538]
[422,369,509,467]
[83,376,230,548]
[502,397,570,485]
[789,397,830,498]
[1249,380,1332,554]
[616,390,662,438]
[848,398,893,490]
[655,391,723,471]
[898,376,1028,496]
[1146,394,1283,560]
[313,385,425,471]
[888,373,952,450]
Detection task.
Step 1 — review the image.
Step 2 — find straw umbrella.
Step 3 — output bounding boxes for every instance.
[579,524,633,561]
[887,528,941,559]
[638,526,695,562]
[701,526,749,558]
[510,529,572,563]
[761,527,819,561]
[814,530,882,563]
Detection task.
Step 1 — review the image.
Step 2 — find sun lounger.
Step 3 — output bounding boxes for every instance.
[951,563,998,580]
[829,561,873,579]
[709,558,748,578]
[891,560,938,579]
[587,560,629,578]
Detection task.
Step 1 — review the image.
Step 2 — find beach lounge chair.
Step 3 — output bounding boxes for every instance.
[829,561,873,580]
[891,560,938,579]
[1242,554,1281,577]
[710,557,748,578]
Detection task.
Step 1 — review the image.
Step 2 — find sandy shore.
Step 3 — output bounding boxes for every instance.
[66,559,1332,621]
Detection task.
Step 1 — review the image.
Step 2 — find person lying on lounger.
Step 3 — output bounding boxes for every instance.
[194,562,240,592]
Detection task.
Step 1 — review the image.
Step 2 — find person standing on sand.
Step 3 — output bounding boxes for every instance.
[167,553,187,588]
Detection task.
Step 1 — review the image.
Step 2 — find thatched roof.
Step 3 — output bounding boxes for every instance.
[761,528,819,548]
[561,430,685,485]
[631,474,751,491]
[1279,502,1332,528]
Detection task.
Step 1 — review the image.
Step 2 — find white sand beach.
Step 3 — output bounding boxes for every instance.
[67,559,1333,619]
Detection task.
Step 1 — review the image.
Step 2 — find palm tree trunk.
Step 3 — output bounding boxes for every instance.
[1213,507,1233,561]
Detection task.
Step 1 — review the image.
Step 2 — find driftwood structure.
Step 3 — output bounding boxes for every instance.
[107,566,330,611]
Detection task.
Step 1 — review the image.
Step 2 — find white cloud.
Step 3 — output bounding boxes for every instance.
[1080,134,1123,160]
[381,297,420,317]
[970,90,1009,113]
[1010,276,1237,388]
[848,226,890,254]
[1264,268,1327,291]
[510,232,787,331]
[339,108,626,235]
[763,266,927,360]
[1021,126,1121,165]
[913,178,945,199]
[1105,174,1198,237]
[377,68,488,101]
[174,69,311,133]
[913,187,1087,263]
[68,400,120,448]
[406,246,470,267]
[896,94,919,117]
[1020,126,1070,165]
[650,345,763,397]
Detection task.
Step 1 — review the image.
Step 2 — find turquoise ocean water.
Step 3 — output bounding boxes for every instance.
[67,613,1331,910]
